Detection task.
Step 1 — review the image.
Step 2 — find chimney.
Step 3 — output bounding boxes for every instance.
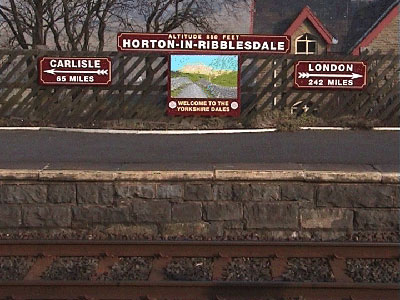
[249,0,256,34]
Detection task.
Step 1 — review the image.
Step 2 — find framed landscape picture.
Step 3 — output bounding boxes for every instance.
[167,54,240,117]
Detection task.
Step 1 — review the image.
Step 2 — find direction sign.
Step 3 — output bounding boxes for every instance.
[39,57,112,86]
[294,61,367,89]
[117,33,290,54]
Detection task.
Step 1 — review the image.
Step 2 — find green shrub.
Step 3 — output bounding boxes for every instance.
[174,72,208,83]
[246,109,323,131]
[211,71,238,87]
[327,115,379,129]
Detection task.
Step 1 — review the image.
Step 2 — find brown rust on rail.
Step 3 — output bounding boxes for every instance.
[0,241,398,258]
[0,282,398,300]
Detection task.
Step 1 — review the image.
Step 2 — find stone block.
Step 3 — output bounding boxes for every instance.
[300,208,353,230]
[157,184,183,199]
[306,230,349,242]
[213,184,233,201]
[282,184,314,201]
[103,224,158,237]
[185,184,212,201]
[115,183,155,199]
[0,206,21,228]
[354,210,400,230]
[252,184,280,201]
[172,202,202,222]
[72,206,130,227]
[317,184,394,208]
[395,185,400,207]
[206,222,225,236]
[77,183,114,205]
[161,222,212,237]
[0,184,47,204]
[22,206,71,227]
[48,184,76,204]
[204,202,243,221]
[244,203,299,229]
[210,220,244,230]
[132,200,171,223]
[232,184,252,201]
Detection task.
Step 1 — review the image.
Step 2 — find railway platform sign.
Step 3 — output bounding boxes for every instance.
[294,61,367,90]
[39,57,112,86]
[117,33,290,54]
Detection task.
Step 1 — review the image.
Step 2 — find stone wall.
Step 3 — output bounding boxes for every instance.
[364,13,399,55]
[0,170,398,241]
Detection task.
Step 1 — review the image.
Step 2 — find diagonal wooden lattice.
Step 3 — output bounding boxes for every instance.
[240,51,399,125]
[0,49,398,125]
[0,49,168,124]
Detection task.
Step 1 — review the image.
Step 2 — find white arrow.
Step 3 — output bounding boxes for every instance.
[298,72,363,80]
[44,69,108,76]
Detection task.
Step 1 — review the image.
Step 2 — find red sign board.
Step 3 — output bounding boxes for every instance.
[294,61,367,89]
[38,57,112,86]
[117,33,290,54]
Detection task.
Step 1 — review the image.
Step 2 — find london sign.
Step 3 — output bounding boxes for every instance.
[294,61,367,89]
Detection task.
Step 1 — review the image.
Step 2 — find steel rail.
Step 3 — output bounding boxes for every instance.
[0,240,399,257]
[0,241,398,300]
[0,281,399,300]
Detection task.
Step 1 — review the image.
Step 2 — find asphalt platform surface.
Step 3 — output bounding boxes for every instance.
[0,130,398,171]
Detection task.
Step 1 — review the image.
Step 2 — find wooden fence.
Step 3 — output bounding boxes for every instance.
[241,50,399,125]
[0,49,398,126]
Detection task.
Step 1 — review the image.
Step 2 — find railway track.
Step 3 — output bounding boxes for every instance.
[0,241,398,300]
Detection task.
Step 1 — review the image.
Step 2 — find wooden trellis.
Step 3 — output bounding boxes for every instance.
[0,49,398,125]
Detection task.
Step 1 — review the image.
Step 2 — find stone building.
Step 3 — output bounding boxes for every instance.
[251,0,399,55]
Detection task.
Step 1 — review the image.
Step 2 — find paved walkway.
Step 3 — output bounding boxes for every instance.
[0,130,398,170]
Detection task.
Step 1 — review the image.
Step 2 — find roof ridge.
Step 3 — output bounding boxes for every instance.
[303,5,335,41]
[284,5,334,44]
[349,0,399,53]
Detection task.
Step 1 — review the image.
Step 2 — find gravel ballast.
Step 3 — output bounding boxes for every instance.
[282,258,335,282]
[346,259,400,283]
[0,230,399,243]
[164,257,213,281]
[98,257,152,281]
[0,256,35,281]
[223,257,272,281]
[41,257,99,281]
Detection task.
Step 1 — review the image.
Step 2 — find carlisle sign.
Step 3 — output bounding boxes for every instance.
[39,57,112,86]
[118,33,290,54]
